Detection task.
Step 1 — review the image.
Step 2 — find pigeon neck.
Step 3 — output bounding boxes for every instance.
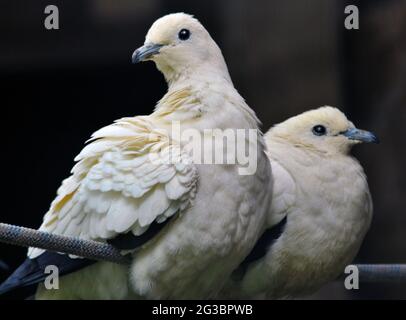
[162,59,232,88]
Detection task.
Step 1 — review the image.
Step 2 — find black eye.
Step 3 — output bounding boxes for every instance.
[312,125,327,136]
[178,29,190,41]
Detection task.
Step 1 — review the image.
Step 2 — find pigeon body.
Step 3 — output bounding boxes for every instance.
[0,13,272,299]
[219,107,376,299]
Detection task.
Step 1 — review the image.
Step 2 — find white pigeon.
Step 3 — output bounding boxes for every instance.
[218,106,377,299]
[0,13,272,299]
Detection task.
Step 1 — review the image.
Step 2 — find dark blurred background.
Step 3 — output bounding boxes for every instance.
[0,0,405,299]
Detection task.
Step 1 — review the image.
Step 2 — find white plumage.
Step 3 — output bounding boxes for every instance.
[29,117,196,252]
[219,106,376,299]
[29,13,272,299]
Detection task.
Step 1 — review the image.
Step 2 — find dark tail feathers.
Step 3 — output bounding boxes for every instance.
[0,252,94,295]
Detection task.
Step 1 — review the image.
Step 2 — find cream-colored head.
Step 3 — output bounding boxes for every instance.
[267,106,379,155]
[132,13,230,84]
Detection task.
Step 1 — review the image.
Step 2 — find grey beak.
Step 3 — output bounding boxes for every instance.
[132,43,163,64]
[342,128,379,144]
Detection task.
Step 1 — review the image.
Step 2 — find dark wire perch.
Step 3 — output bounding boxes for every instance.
[0,223,130,265]
[1,222,406,282]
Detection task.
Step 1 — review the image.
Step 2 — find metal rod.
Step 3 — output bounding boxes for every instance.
[356,264,406,282]
[1,222,406,283]
[0,223,130,265]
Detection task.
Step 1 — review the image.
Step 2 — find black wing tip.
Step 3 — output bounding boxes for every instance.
[0,281,20,295]
[233,215,288,277]
[0,258,39,295]
[0,253,95,296]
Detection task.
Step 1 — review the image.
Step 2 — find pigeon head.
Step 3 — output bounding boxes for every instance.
[268,106,379,155]
[132,13,230,83]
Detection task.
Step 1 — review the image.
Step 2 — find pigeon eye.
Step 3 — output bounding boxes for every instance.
[312,125,327,136]
[178,29,190,41]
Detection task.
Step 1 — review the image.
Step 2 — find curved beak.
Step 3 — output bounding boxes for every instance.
[132,43,163,64]
[342,128,379,144]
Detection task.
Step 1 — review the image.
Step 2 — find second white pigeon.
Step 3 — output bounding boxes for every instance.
[219,106,377,299]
